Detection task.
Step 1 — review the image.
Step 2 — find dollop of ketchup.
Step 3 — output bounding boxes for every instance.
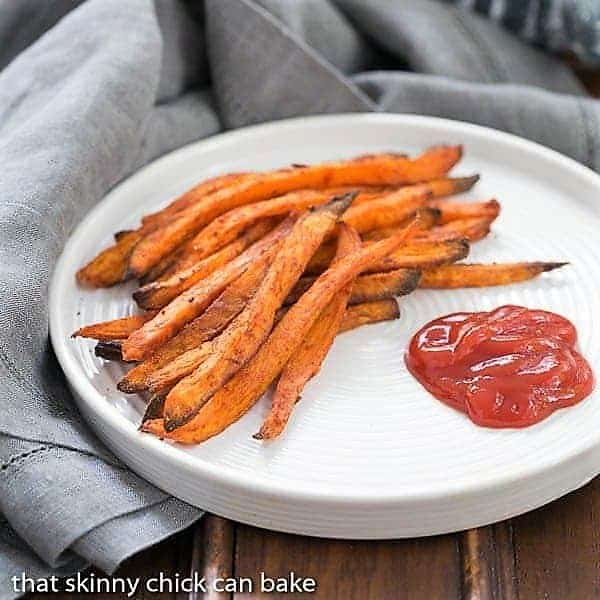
[405,305,594,428]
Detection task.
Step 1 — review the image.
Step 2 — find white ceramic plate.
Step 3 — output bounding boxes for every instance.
[50,114,600,538]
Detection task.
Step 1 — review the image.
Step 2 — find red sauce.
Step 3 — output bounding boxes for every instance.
[405,305,594,428]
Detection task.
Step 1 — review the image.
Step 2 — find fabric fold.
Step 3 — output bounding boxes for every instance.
[333,0,584,94]
[205,0,374,129]
[354,71,600,170]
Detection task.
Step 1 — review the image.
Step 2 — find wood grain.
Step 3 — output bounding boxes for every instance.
[459,524,518,600]
[187,515,235,600]
[232,525,461,599]
[510,477,600,600]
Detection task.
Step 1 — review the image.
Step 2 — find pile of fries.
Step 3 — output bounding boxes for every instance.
[73,147,565,444]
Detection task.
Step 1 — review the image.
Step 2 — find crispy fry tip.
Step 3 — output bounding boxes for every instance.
[456,174,480,192]
[542,261,569,272]
[132,287,150,308]
[326,191,358,216]
[94,341,123,361]
[116,380,141,394]
[140,419,165,437]
[164,417,187,432]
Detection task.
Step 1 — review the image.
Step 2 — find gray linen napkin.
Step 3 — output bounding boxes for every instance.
[440,0,600,66]
[2,0,600,596]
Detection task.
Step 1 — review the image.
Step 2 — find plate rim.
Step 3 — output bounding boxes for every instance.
[50,112,600,508]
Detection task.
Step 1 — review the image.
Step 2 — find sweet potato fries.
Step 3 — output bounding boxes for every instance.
[72,146,567,443]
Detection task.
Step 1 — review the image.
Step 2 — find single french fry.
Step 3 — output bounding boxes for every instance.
[141,173,249,228]
[339,298,400,333]
[146,217,421,443]
[346,269,421,303]
[127,147,463,277]
[146,342,213,394]
[121,217,296,361]
[133,219,276,310]
[306,238,469,274]
[118,247,274,393]
[77,173,247,287]
[162,194,356,431]
[419,262,567,289]
[362,207,441,241]
[137,239,196,285]
[256,224,361,440]
[72,313,156,341]
[190,190,342,258]
[417,216,496,242]
[429,198,500,224]
[373,239,470,272]
[76,230,144,287]
[134,242,242,310]
[286,268,421,306]
[350,174,478,208]
[342,176,477,234]
[426,174,479,196]
[342,188,432,233]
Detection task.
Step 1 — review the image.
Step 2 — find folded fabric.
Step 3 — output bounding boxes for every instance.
[441,0,600,66]
[1,0,599,597]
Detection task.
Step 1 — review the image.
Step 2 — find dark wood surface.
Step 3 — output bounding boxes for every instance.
[28,63,600,600]
[30,477,599,599]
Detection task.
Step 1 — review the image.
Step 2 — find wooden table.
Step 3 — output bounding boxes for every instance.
[32,475,599,599]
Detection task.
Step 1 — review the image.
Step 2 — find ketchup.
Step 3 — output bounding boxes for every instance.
[405,305,594,428]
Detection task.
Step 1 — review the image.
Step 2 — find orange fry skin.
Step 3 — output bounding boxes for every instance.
[127,146,463,278]
[141,297,401,437]
[145,343,213,394]
[416,216,496,242]
[147,218,420,444]
[118,249,274,393]
[306,238,469,275]
[429,198,500,224]
[421,174,479,197]
[77,173,247,288]
[362,207,441,241]
[72,313,156,342]
[141,173,250,228]
[373,239,470,272]
[162,194,356,431]
[76,230,144,288]
[256,224,361,440]
[343,175,477,234]
[121,217,296,362]
[190,175,477,259]
[190,190,343,258]
[339,298,400,333]
[133,219,275,310]
[342,188,432,233]
[419,262,567,289]
[286,268,420,306]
